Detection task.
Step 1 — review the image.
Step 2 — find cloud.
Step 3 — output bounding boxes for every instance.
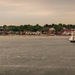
[0,0,75,25]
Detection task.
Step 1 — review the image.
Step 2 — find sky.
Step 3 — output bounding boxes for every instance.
[0,0,75,25]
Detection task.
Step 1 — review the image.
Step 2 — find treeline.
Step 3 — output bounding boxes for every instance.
[0,24,42,32]
[0,23,75,32]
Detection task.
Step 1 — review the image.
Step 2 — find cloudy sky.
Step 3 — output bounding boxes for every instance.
[0,0,75,25]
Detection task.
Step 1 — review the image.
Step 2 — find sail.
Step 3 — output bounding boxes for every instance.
[69,36,74,41]
[69,32,75,41]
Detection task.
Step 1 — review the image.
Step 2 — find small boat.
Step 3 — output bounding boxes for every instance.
[69,32,75,43]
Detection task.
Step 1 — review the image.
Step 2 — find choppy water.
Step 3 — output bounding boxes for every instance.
[0,36,75,75]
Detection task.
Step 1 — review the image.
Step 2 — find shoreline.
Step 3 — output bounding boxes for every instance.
[0,35,70,38]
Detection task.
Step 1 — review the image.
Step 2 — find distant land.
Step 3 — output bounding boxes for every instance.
[0,23,75,36]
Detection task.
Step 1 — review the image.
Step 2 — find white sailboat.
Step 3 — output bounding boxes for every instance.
[69,32,75,43]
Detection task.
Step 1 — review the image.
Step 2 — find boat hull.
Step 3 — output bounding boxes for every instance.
[70,40,75,43]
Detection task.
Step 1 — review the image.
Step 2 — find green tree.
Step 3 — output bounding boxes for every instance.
[33,24,42,32]
[54,24,63,34]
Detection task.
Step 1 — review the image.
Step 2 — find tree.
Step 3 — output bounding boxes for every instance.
[33,24,42,32]
[54,24,63,35]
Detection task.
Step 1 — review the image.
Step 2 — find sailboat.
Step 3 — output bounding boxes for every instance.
[69,32,75,43]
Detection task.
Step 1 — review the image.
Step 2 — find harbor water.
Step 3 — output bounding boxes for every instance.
[0,36,75,75]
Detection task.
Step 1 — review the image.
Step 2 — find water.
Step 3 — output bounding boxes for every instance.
[0,36,75,75]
